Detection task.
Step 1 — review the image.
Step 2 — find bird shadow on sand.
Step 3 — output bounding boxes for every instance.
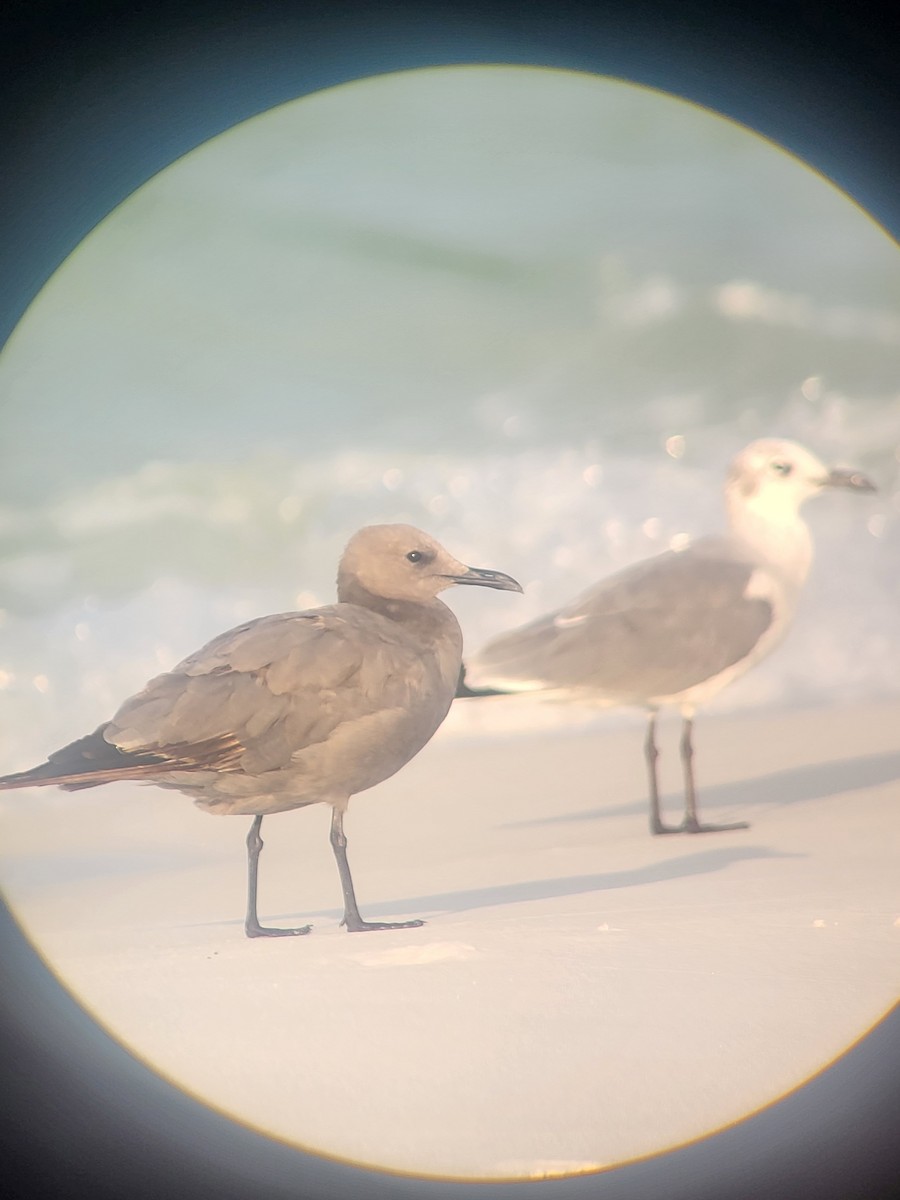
[268,844,798,925]
[502,749,900,830]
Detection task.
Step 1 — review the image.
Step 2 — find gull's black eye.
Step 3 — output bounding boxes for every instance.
[406,550,423,563]
[771,460,793,476]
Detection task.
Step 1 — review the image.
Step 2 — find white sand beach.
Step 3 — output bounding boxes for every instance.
[1,699,897,1183]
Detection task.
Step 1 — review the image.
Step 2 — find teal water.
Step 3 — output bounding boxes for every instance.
[0,65,898,763]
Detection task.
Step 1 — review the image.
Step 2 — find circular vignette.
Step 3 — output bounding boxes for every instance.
[1,5,898,1200]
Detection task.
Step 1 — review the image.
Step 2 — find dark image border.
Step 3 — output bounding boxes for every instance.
[1,4,898,1199]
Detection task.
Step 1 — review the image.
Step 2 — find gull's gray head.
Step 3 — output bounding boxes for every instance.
[726,438,876,524]
[337,524,523,604]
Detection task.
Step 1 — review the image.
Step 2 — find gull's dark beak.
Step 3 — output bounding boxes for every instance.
[823,467,877,493]
[446,566,524,593]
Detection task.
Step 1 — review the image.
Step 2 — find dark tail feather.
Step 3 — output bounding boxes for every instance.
[0,762,172,792]
[455,663,512,699]
[0,725,245,792]
[0,724,170,792]
[0,758,101,790]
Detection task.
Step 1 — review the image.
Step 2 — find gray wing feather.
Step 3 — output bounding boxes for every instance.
[108,608,432,772]
[477,542,774,700]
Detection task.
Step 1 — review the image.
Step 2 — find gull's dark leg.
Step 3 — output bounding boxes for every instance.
[679,717,749,834]
[244,815,312,938]
[329,807,424,933]
[680,717,701,831]
[647,711,683,835]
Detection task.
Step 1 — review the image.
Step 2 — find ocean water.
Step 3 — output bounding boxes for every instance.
[1,65,898,769]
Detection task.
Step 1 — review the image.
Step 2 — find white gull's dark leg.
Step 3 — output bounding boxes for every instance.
[679,716,749,834]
